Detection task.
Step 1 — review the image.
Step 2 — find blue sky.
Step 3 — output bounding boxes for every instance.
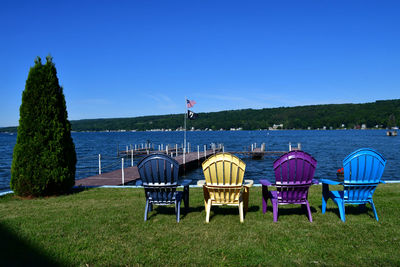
[1,0,399,127]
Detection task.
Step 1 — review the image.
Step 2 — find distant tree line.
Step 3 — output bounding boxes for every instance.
[2,99,400,132]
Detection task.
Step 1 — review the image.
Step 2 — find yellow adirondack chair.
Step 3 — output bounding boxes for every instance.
[198,153,253,223]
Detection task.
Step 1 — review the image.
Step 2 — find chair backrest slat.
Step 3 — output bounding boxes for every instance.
[343,148,386,184]
[342,148,386,202]
[137,154,180,203]
[273,150,317,203]
[274,151,317,185]
[202,153,246,186]
[202,153,246,204]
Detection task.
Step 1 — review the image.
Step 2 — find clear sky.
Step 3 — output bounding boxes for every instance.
[1,0,399,127]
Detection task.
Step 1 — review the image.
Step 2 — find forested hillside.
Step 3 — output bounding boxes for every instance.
[2,99,400,132]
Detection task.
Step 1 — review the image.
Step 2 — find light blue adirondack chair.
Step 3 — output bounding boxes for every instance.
[321,148,386,222]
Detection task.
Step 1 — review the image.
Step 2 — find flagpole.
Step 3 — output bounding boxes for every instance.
[184,97,187,166]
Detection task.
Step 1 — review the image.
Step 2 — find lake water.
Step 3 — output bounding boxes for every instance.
[1,130,399,191]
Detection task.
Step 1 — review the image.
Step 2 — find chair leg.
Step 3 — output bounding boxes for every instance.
[262,185,268,214]
[144,199,149,221]
[204,198,208,213]
[321,183,329,214]
[272,200,278,222]
[183,185,189,212]
[243,186,250,213]
[176,200,181,223]
[206,198,212,223]
[203,186,209,214]
[338,201,346,222]
[370,201,379,221]
[305,201,313,222]
[239,200,244,223]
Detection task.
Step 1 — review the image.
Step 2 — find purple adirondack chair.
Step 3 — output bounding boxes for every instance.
[260,150,318,222]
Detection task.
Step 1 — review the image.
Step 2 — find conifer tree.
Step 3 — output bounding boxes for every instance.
[11,56,76,196]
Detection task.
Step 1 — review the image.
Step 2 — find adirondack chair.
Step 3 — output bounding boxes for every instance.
[137,153,191,222]
[260,150,318,222]
[321,148,386,222]
[198,153,253,223]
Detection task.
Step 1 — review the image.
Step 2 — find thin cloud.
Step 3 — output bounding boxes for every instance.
[146,94,179,111]
[79,98,112,105]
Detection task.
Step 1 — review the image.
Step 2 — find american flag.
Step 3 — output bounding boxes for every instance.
[186,99,196,108]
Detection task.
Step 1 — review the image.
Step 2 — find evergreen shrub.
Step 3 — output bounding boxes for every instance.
[11,56,76,197]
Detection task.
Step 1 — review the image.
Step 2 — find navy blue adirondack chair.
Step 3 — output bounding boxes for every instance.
[137,154,191,222]
[321,148,386,222]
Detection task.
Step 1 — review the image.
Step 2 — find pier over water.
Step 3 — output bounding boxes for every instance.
[75,148,220,187]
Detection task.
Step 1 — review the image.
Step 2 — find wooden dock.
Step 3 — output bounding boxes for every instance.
[231,150,287,157]
[75,149,219,187]
[230,143,287,159]
[74,141,292,187]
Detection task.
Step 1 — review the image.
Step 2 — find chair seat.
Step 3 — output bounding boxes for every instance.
[328,190,373,204]
[149,191,183,205]
[329,190,344,200]
[267,190,308,204]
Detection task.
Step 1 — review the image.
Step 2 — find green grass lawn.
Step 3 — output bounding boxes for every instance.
[1,184,399,266]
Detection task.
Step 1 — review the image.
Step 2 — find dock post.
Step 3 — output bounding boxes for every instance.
[289,142,292,151]
[188,143,190,153]
[166,145,168,154]
[298,143,301,150]
[251,144,254,152]
[204,145,206,158]
[135,144,137,151]
[131,149,134,167]
[183,147,186,164]
[161,144,163,151]
[121,158,125,185]
[98,154,101,175]
[222,145,224,153]
[126,145,128,154]
[176,144,178,156]
[197,145,200,160]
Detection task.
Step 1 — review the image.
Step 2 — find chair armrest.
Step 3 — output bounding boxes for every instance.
[312,179,319,185]
[320,179,342,185]
[197,180,206,186]
[244,179,254,187]
[135,180,143,186]
[260,179,273,186]
[380,180,386,184]
[179,179,192,186]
